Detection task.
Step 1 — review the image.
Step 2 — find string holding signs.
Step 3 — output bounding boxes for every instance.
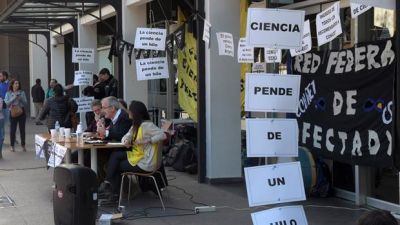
[244,162,306,207]
[246,118,298,157]
[350,0,395,9]
[73,71,93,86]
[216,32,234,57]
[134,28,167,51]
[72,48,94,64]
[238,38,254,63]
[316,2,342,46]
[264,48,281,63]
[136,57,169,81]
[290,20,312,57]
[350,3,372,18]
[246,8,304,49]
[245,73,301,113]
[73,96,95,113]
[251,206,308,225]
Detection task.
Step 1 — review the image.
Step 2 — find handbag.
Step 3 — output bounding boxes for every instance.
[10,105,23,118]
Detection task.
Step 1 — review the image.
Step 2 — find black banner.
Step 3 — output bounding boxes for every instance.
[292,39,396,168]
[174,24,186,50]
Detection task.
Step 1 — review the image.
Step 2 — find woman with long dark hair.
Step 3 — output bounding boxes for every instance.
[99,100,166,197]
[5,79,27,152]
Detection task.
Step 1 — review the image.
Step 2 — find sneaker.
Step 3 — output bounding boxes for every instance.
[10,146,15,152]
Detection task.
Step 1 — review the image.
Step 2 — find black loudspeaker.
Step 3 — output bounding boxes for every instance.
[53,164,98,225]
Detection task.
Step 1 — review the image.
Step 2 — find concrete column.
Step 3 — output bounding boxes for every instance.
[122,0,148,105]
[50,33,66,86]
[29,34,48,117]
[205,0,242,181]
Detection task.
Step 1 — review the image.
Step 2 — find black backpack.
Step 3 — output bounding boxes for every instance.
[171,140,195,172]
[310,158,333,198]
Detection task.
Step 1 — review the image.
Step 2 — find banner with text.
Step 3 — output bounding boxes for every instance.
[316,2,342,46]
[292,38,396,167]
[350,0,395,9]
[134,28,167,51]
[73,71,93,86]
[136,57,169,81]
[72,48,94,64]
[251,206,308,225]
[290,20,311,56]
[73,97,95,113]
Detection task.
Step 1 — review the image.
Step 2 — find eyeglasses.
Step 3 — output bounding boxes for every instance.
[102,105,112,110]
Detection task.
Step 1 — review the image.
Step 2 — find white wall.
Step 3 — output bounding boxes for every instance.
[122,0,148,105]
[205,0,242,179]
[29,34,48,117]
[50,32,66,87]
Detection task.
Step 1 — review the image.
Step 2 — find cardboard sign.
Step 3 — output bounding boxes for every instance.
[290,20,312,56]
[136,57,169,80]
[251,206,309,225]
[35,134,46,159]
[246,118,298,157]
[350,0,395,9]
[244,162,306,207]
[316,2,342,46]
[216,32,234,57]
[134,28,167,51]
[252,63,266,73]
[47,142,67,167]
[245,73,301,113]
[73,96,95,113]
[246,8,304,49]
[238,38,254,63]
[350,3,372,18]
[203,20,211,44]
[72,48,94,64]
[73,71,93,86]
[264,48,281,63]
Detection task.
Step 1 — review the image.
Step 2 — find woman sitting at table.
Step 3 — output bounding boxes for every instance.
[98,100,166,198]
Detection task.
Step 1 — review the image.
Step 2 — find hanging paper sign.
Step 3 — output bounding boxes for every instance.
[72,48,94,64]
[251,206,309,225]
[350,0,395,9]
[350,3,372,18]
[203,19,211,44]
[245,73,301,113]
[175,25,186,50]
[73,71,93,86]
[264,48,282,63]
[134,28,167,51]
[290,20,312,56]
[238,38,254,63]
[73,96,95,113]
[216,32,234,57]
[252,63,266,73]
[316,2,342,46]
[245,162,306,207]
[47,142,67,168]
[246,8,304,49]
[136,57,169,81]
[35,134,46,159]
[246,118,298,157]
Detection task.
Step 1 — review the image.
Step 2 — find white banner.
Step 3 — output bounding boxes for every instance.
[35,134,46,159]
[246,8,304,49]
[136,57,169,81]
[350,3,372,18]
[134,28,167,51]
[251,206,308,225]
[73,71,93,86]
[203,20,211,44]
[238,38,254,63]
[246,118,298,157]
[73,96,95,113]
[245,73,301,113]
[290,20,312,56]
[264,48,281,63]
[252,63,266,73]
[47,143,67,168]
[350,0,395,9]
[216,32,234,57]
[245,162,306,207]
[316,2,342,46]
[72,48,94,64]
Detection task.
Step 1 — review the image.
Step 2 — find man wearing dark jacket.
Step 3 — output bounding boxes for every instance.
[93,68,118,99]
[31,79,45,125]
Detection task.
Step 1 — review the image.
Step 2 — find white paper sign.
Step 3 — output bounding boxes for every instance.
[251,206,308,225]
[73,96,95,113]
[47,143,67,168]
[252,63,266,73]
[316,2,342,46]
[238,38,254,63]
[246,118,298,157]
[35,134,46,159]
[290,20,312,56]
[245,73,301,113]
[73,71,93,86]
[245,162,306,207]
[351,0,395,9]
[246,8,304,49]
[72,48,94,64]
[136,57,169,81]
[134,28,167,51]
[203,20,211,44]
[350,3,372,18]
[216,32,234,57]
[264,48,281,63]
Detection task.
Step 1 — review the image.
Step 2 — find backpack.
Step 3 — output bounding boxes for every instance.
[172,140,195,172]
[164,144,180,166]
[309,158,333,198]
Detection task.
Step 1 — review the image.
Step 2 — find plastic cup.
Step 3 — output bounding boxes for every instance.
[64,128,71,139]
[50,129,58,139]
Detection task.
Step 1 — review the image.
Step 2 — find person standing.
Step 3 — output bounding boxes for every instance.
[0,98,5,159]
[46,79,58,99]
[31,79,45,125]
[5,79,27,152]
[93,68,118,99]
[0,71,10,123]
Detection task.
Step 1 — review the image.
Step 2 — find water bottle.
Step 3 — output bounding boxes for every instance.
[76,122,83,144]
[54,121,60,132]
